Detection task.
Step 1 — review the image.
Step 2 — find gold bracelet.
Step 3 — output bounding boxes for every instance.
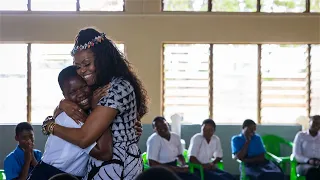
[48,122,56,135]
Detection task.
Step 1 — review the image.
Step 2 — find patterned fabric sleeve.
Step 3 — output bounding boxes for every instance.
[98,78,133,114]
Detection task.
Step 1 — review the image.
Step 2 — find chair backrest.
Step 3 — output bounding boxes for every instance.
[183,149,189,163]
[142,152,148,164]
[261,134,292,156]
[0,169,6,180]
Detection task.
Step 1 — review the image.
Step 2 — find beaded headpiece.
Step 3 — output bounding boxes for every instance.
[71,32,106,56]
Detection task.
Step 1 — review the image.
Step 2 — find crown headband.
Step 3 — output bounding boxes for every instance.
[71,33,106,56]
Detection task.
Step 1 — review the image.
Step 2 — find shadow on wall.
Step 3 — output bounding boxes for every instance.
[0,124,301,175]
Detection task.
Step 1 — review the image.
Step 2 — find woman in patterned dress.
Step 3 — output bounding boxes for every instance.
[42,28,148,180]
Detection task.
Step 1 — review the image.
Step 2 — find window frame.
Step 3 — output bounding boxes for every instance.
[161,0,314,13]
[161,43,319,124]
[0,42,124,124]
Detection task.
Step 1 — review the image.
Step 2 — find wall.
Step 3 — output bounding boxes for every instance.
[0,124,301,174]
[0,0,318,175]
[0,0,319,124]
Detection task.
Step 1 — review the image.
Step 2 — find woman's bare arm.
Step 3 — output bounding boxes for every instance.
[53,106,117,148]
[89,127,113,161]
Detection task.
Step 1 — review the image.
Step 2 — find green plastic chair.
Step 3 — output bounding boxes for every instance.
[0,169,6,180]
[141,152,150,170]
[236,152,284,180]
[261,134,293,170]
[290,154,306,180]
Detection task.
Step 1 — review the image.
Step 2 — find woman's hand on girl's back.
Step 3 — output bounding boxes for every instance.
[91,84,110,109]
[60,99,87,124]
[134,121,143,136]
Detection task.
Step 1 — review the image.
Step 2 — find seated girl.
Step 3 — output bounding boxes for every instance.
[146,116,200,180]
[188,119,235,180]
[28,66,113,180]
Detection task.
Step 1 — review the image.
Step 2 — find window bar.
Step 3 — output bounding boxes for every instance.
[306,0,310,13]
[161,44,165,116]
[208,0,212,11]
[76,0,80,11]
[161,0,164,11]
[257,0,261,12]
[27,43,32,123]
[123,0,126,12]
[27,0,31,11]
[306,44,311,117]
[257,44,262,124]
[209,44,213,119]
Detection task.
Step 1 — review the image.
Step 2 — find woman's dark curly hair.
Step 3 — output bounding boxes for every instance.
[72,28,148,118]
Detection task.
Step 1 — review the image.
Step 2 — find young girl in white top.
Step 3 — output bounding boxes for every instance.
[147,116,200,180]
[293,115,320,180]
[188,119,235,180]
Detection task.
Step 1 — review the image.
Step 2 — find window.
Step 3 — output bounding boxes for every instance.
[162,0,208,11]
[31,0,76,11]
[0,0,28,10]
[213,45,258,123]
[211,0,257,12]
[116,43,125,54]
[163,44,210,124]
[80,0,124,11]
[311,45,320,115]
[260,0,306,12]
[310,0,320,12]
[31,44,74,123]
[261,45,308,124]
[0,44,27,124]
[30,43,124,124]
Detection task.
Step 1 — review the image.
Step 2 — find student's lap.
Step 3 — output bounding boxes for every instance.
[244,161,284,180]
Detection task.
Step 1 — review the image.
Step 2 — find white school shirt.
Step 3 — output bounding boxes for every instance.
[146,132,182,164]
[293,131,320,163]
[188,133,223,164]
[41,112,96,177]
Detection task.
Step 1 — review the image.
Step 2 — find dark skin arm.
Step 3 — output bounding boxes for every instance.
[234,140,265,163]
[89,127,113,161]
[177,154,186,166]
[242,154,265,163]
[148,159,189,173]
[234,140,250,161]
[189,156,221,169]
[15,161,30,180]
[212,157,222,164]
[53,106,117,149]
[15,142,33,180]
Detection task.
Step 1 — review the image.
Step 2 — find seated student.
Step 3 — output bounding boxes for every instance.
[146,116,200,180]
[188,119,235,180]
[135,167,181,180]
[28,66,113,180]
[293,115,320,180]
[4,122,42,180]
[231,119,285,180]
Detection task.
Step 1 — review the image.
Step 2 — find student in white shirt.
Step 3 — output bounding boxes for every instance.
[293,115,320,180]
[188,119,235,180]
[147,116,201,180]
[28,66,113,180]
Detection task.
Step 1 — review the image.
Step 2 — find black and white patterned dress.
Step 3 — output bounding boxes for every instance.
[84,78,143,180]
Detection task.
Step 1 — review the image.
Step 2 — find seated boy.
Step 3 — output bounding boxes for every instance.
[28,65,113,179]
[231,119,285,180]
[4,122,42,180]
[188,119,235,180]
